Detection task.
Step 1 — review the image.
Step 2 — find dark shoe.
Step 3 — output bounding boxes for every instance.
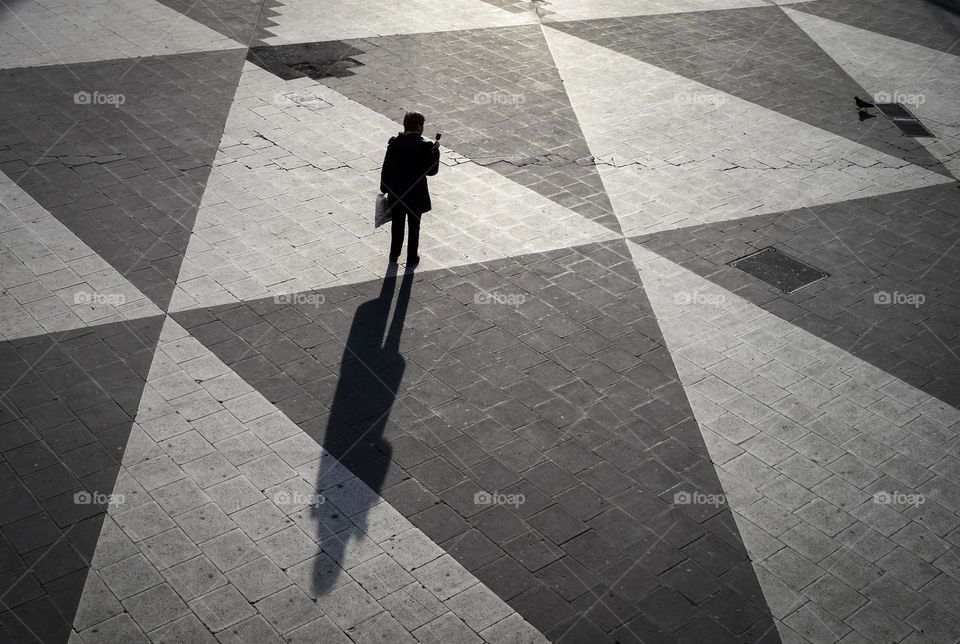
[406,256,420,266]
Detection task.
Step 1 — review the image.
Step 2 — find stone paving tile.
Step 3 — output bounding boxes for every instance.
[630,181,960,408]
[0,49,247,311]
[631,240,960,644]
[171,239,777,640]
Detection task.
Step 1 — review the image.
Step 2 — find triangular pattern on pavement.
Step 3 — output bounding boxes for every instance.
[541,25,953,237]
[251,25,621,233]
[151,0,280,46]
[0,0,241,69]
[254,0,535,46]
[547,6,951,178]
[0,315,163,642]
[0,171,164,342]
[629,181,960,408]
[627,238,960,644]
[785,7,960,180]
[540,0,771,22]
[791,0,960,55]
[70,314,546,643]
[170,238,780,641]
[167,62,619,312]
[0,48,248,312]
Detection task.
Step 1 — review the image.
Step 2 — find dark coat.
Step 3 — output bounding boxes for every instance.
[379,132,440,215]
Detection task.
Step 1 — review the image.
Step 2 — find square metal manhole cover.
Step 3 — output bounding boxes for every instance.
[729,247,829,294]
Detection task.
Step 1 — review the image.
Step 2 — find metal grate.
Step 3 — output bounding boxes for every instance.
[729,247,829,294]
[875,102,914,119]
[892,118,934,138]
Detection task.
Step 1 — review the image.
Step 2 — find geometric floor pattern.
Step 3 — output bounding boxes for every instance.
[1,0,959,643]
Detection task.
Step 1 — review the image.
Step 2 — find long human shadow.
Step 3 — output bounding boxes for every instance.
[312,267,413,594]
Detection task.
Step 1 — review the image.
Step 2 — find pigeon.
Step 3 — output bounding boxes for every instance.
[855,96,876,109]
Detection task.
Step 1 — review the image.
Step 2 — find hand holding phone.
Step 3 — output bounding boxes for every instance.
[433,133,441,149]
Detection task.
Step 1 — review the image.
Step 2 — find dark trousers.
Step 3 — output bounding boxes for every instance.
[389,207,421,261]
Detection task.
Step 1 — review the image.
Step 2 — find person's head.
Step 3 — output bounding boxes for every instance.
[403,110,425,134]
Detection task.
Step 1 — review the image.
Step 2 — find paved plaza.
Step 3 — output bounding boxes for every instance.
[1,0,959,642]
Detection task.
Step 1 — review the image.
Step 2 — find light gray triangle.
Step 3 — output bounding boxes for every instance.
[168,62,619,312]
[785,7,960,180]
[542,25,953,237]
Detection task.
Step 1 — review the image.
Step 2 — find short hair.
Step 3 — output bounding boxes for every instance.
[403,110,425,131]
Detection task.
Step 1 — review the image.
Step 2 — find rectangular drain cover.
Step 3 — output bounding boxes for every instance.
[874,102,935,138]
[892,118,934,137]
[729,247,828,294]
[876,102,914,119]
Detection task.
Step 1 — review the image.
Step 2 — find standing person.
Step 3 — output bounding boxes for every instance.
[379,110,441,266]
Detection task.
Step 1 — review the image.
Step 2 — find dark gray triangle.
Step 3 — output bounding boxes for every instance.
[152,0,281,46]
[0,315,164,643]
[793,0,960,55]
[631,181,960,408]
[549,7,952,178]
[0,49,247,311]
[246,25,622,234]
[172,238,777,640]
